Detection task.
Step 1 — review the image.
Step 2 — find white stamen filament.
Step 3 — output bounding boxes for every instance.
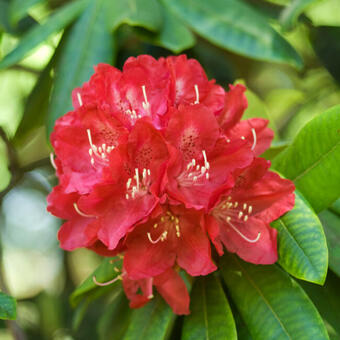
[73,202,96,218]
[251,128,257,151]
[77,92,83,106]
[50,153,57,170]
[142,85,150,110]
[93,273,124,286]
[227,220,261,243]
[194,84,199,104]
[135,168,139,190]
[147,231,168,244]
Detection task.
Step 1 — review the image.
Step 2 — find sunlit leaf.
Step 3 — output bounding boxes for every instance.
[9,0,46,24]
[163,0,302,68]
[272,191,328,284]
[280,0,318,31]
[272,105,340,213]
[220,254,329,340]
[0,292,16,320]
[182,275,237,340]
[47,0,114,135]
[0,0,87,69]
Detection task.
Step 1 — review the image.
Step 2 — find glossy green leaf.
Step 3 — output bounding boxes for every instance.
[97,292,132,340]
[156,4,195,53]
[123,294,174,340]
[0,0,87,70]
[47,0,113,135]
[262,141,290,160]
[220,255,329,340]
[300,271,340,337]
[271,191,328,284]
[162,0,302,68]
[107,0,162,32]
[319,209,340,277]
[280,0,318,31]
[70,257,122,307]
[272,105,340,213]
[182,275,237,340]
[0,292,16,320]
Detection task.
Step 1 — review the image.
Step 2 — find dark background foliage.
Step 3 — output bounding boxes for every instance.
[0,0,339,339]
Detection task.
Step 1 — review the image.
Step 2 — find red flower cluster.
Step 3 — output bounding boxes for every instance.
[47,55,295,314]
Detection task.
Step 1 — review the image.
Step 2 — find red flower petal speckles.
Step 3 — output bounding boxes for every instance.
[47,54,295,315]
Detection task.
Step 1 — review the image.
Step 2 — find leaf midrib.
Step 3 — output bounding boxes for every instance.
[292,139,340,182]
[232,256,292,340]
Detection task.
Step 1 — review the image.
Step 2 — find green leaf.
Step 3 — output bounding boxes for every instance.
[156,4,195,53]
[14,48,56,144]
[182,275,237,340]
[271,191,328,284]
[47,0,114,135]
[272,105,340,213]
[0,0,87,70]
[9,0,46,24]
[300,271,340,337]
[123,294,174,340]
[319,209,340,277]
[107,0,162,32]
[0,292,16,320]
[220,254,329,340]
[162,0,302,68]
[330,198,340,216]
[70,257,122,307]
[280,0,318,31]
[312,26,340,85]
[262,141,290,160]
[97,292,132,340]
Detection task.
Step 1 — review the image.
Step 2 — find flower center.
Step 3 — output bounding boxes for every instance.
[213,196,260,243]
[146,210,181,244]
[125,168,151,200]
[87,129,115,166]
[177,150,210,186]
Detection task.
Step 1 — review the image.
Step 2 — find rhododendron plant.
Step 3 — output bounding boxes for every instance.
[47,55,295,315]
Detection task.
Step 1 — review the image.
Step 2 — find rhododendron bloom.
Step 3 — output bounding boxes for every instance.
[47,54,295,315]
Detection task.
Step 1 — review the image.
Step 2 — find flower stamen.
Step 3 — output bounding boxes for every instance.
[142,85,150,111]
[77,92,83,106]
[93,273,124,286]
[194,84,199,104]
[73,202,96,218]
[251,128,257,151]
[227,220,261,243]
[50,153,57,170]
[147,231,168,244]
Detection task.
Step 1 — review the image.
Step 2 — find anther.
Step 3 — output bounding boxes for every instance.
[234,202,238,208]
[238,211,243,219]
[251,128,257,151]
[153,223,158,229]
[241,136,245,140]
[248,206,252,214]
[243,203,247,210]
[244,215,248,222]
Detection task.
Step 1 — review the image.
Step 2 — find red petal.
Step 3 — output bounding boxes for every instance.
[217,84,247,131]
[154,268,190,315]
[227,118,274,156]
[218,216,278,264]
